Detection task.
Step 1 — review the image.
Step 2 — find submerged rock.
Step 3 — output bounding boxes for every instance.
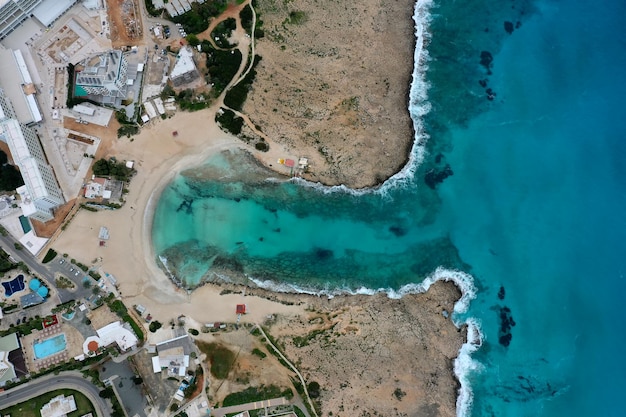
[424,164,454,189]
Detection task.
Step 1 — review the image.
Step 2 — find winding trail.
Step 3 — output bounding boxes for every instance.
[254,324,319,417]
[199,0,269,147]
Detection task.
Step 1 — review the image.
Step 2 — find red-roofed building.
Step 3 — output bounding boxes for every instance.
[236,304,246,315]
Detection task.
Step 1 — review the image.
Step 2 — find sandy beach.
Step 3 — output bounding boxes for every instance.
[49,0,467,413]
[52,106,304,324]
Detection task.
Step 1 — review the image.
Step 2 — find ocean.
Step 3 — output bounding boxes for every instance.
[152,0,626,415]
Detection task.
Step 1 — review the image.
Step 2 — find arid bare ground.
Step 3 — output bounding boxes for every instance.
[218,280,466,417]
[243,0,416,188]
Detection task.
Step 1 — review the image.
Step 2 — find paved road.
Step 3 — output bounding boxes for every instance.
[0,232,92,304]
[209,397,288,417]
[0,371,111,417]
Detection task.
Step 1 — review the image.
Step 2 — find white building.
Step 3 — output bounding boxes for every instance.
[40,394,77,417]
[0,0,78,40]
[75,50,129,98]
[151,346,190,377]
[96,321,139,351]
[0,333,20,386]
[0,49,42,126]
[0,89,64,222]
[169,46,199,87]
[0,0,44,40]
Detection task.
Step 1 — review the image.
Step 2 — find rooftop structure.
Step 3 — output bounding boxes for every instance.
[152,0,204,17]
[40,394,77,417]
[0,90,64,222]
[151,346,190,377]
[75,51,129,98]
[0,333,20,385]
[31,0,79,28]
[0,0,77,40]
[0,49,42,126]
[0,0,44,40]
[169,46,199,87]
[95,320,139,351]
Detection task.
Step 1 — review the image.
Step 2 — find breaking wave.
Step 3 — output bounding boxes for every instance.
[288,0,433,197]
[249,264,481,417]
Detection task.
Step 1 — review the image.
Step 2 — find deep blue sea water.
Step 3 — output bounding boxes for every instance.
[153,0,626,415]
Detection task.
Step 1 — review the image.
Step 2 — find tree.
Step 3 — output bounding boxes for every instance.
[186,34,200,46]
[99,387,114,398]
[307,381,320,398]
[149,321,162,333]
[132,375,143,385]
[92,159,110,176]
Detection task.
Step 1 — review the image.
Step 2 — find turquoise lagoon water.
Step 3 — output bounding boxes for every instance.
[153,0,626,415]
[33,334,67,359]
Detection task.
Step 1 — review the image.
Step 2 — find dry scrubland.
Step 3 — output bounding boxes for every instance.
[209,281,465,417]
[245,0,416,188]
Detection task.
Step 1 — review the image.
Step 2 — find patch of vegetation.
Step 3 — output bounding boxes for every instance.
[175,89,212,112]
[293,407,307,417]
[286,10,307,25]
[215,108,243,135]
[51,300,76,314]
[0,317,43,337]
[222,385,293,407]
[42,248,58,263]
[223,55,262,111]
[92,158,135,181]
[197,341,235,379]
[170,0,228,34]
[117,124,139,138]
[185,33,200,46]
[211,17,237,48]
[144,0,161,17]
[0,150,24,191]
[55,276,75,289]
[255,141,269,152]
[307,381,321,399]
[189,328,199,336]
[0,247,17,273]
[0,389,96,417]
[207,48,242,95]
[106,296,144,342]
[251,348,266,359]
[394,387,406,400]
[149,321,162,333]
[292,328,326,348]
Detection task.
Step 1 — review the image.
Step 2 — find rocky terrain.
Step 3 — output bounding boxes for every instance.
[243,0,417,188]
[213,280,466,417]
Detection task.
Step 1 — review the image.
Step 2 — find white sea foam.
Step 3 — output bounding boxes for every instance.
[248,265,481,417]
[454,318,484,417]
[232,1,480,413]
[287,0,433,196]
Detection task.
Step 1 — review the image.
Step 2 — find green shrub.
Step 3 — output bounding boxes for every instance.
[196,342,235,379]
[149,321,162,333]
[252,348,266,359]
[42,249,58,263]
[215,108,243,135]
[255,141,269,152]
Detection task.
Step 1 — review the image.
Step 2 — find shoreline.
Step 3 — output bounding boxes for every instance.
[50,0,479,415]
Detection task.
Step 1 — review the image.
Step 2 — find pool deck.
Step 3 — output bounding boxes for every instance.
[21,321,86,372]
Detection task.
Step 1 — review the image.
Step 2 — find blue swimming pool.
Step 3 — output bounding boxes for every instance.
[33,334,67,359]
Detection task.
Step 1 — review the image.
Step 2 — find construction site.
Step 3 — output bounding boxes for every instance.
[107,0,144,47]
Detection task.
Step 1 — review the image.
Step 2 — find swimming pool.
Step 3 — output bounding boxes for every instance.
[33,334,67,359]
